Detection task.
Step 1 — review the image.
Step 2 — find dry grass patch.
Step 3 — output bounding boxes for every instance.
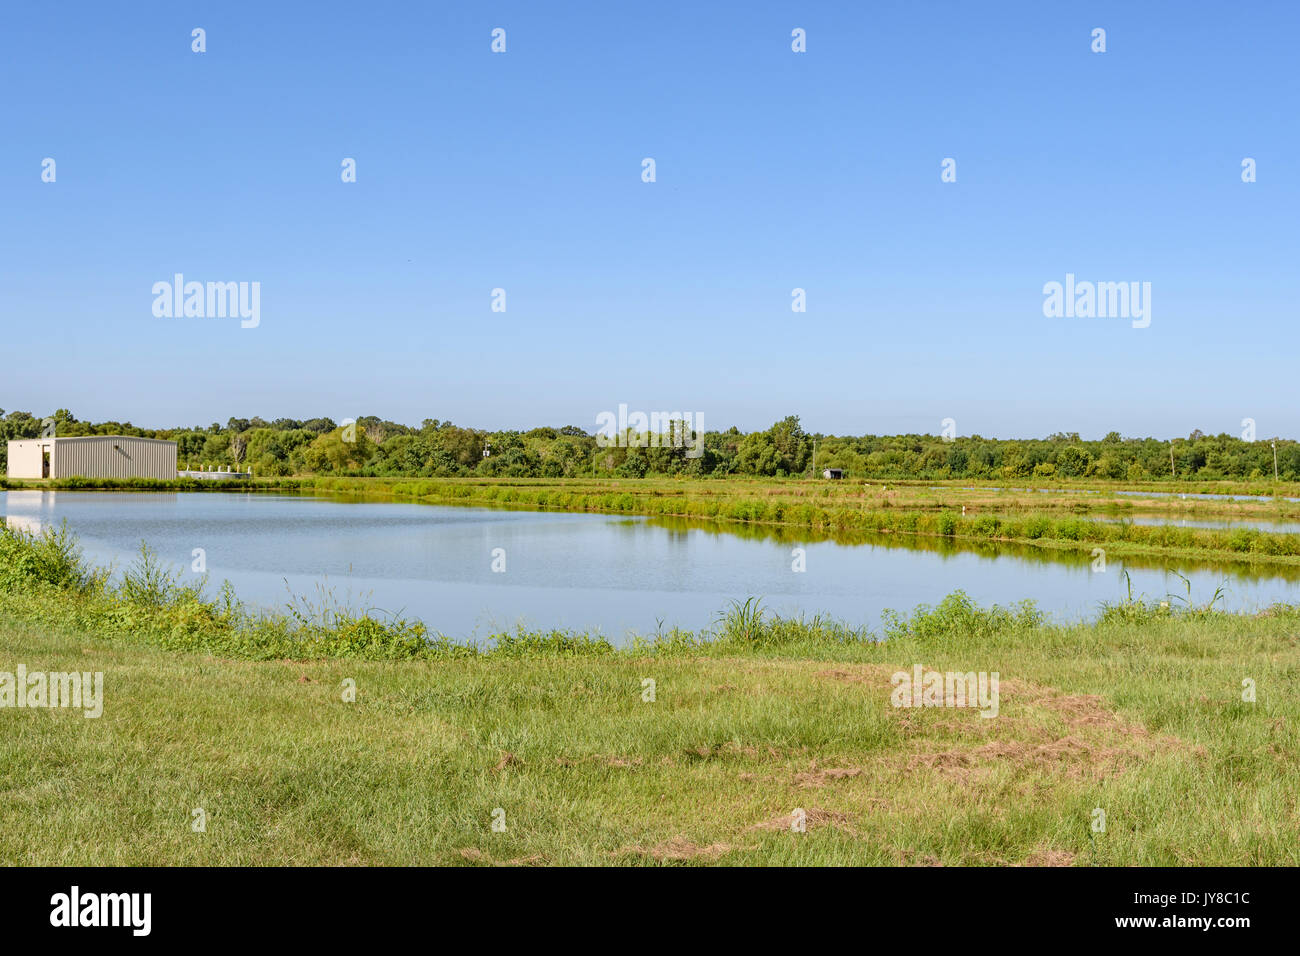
[748,807,854,832]
[492,751,519,772]
[616,837,735,862]
[809,665,1180,783]
[1019,848,1077,867]
[899,681,1178,781]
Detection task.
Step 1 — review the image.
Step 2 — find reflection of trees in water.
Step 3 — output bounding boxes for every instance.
[284,489,1300,585]
[643,516,1300,583]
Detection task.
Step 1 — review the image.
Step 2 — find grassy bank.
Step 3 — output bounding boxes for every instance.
[280,476,1300,565]
[1,523,1298,865]
[8,473,1300,513]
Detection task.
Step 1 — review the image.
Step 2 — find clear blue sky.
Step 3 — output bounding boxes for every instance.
[3,1,1296,439]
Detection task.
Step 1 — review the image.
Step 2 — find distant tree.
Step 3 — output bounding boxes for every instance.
[301,417,337,435]
[1056,446,1093,477]
[735,416,809,476]
[295,426,375,473]
[202,434,231,463]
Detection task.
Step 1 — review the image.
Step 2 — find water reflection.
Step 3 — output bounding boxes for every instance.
[643,514,1300,583]
[2,490,1297,641]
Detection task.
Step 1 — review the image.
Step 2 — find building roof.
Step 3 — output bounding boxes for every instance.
[13,435,177,444]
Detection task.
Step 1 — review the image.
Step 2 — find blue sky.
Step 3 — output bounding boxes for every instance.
[2,1,1296,439]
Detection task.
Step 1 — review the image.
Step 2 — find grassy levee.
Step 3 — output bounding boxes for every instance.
[7,472,1300,501]
[319,476,1300,566]
[1,523,1297,865]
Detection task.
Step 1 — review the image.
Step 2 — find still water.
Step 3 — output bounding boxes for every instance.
[1095,515,1300,534]
[2,491,1297,641]
[942,485,1300,503]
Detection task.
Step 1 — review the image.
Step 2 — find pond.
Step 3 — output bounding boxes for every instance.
[2,490,1297,641]
[1094,515,1300,534]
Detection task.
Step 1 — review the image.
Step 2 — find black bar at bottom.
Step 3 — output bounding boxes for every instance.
[0,865,1273,942]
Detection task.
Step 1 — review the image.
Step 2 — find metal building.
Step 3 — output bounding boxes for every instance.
[5,436,178,480]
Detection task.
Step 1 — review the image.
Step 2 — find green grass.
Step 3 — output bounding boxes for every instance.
[1,523,1297,865]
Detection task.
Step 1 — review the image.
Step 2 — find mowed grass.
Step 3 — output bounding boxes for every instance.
[2,607,1297,866]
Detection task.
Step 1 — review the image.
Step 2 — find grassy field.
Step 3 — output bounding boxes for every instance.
[2,602,1297,866]
[1,523,1297,865]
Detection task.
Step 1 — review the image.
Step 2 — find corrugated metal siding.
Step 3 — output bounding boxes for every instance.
[51,437,178,480]
[5,440,50,479]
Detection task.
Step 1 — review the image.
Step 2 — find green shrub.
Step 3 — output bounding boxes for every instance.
[880,590,1043,644]
[1229,529,1256,553]
[1023,516,1052,539]
[0,522,92,593]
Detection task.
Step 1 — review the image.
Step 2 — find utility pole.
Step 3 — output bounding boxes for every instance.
[811,439,817,478]
[1170,439,1175,479]
[1272,440,1278,481]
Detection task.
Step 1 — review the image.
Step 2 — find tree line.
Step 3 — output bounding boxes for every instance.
[1,409,1296,482]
